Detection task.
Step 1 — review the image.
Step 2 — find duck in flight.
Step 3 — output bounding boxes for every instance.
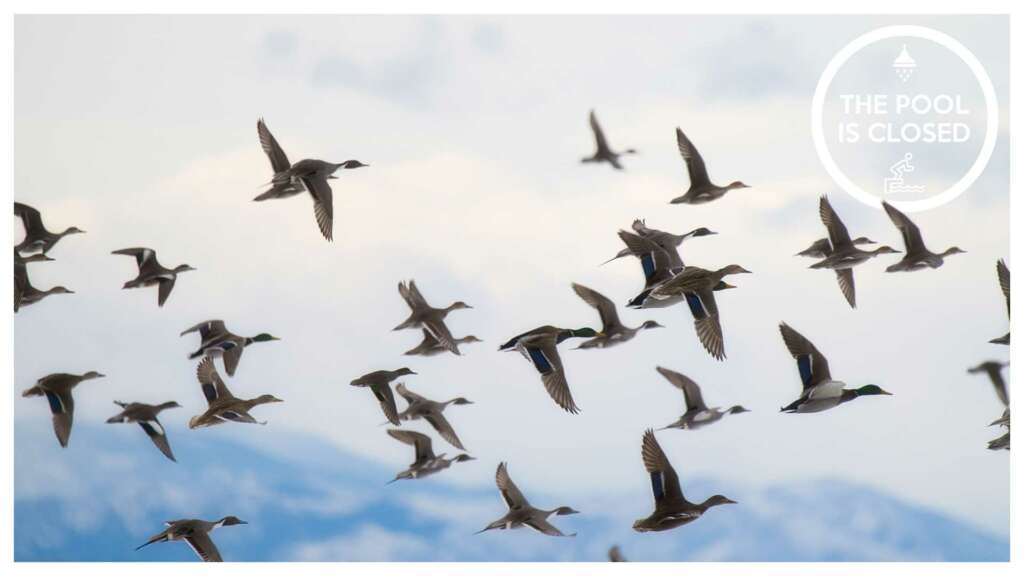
[253,118,368,242]
[386,429,474,483]
[581,110,635,170]
[633,429,735,532]
[807,196,887,308]
[991,259,1010,345]
[643,264,750,360]
[669,128,749,204]
[618,231,735,309]
[112,247,195,307]
[571,282,662,349]
[180,320,280,377]
[14,202,85,255]
[602,219,716,266]
[188,358,282,428]
[499,325,599,414]
[106,400,181,462]
[404,330,482,356]
[22,371,105,447]
[655,366,748,430]
[394,280,473,356]
[881,201,965,272]
[968,361,1009,450]
[351,368,417,425]
[477,462,579,537]
[14,249,69,312]
[136,516,247,562]
[778,322,891,413]
[395,382,472,450]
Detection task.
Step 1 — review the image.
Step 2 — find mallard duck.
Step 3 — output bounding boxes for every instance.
[477,462,579,537]
[656,366,748,430]
[394,280,472,356]
[136,516,247,562]
[669,128,749,204]
[253,118,367,241]
[180,320,280,376]
[403,330,482,356]
[499,325,599,414]
[991,259,1010,345]
[386,429,474,483]
[643,264,751,360]
[188,358,282,428]
[350,368,416,425]
[796,236,875,258]
[22,371,105,447]
[603,219,716,266]
[106,400,181,461]
[633,429,735,532]
[608,545,627,562]
[779,323,891,413]
[882,201,965,272]
[581,110,635,170]
[14,250,68,312]
[14,202,85,255]
[571,282,662,349]
[807,197,886,308]
[112,247,195,307]
[395,382,472,450]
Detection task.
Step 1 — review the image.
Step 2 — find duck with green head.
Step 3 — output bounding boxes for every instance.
[499,325,599,414]
[778,323,892,413]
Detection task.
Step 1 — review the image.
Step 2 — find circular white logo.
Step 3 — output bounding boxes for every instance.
[811,25,998,212]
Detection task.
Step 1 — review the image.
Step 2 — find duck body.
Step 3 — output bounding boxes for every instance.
[477,462,579,537]
[881,201,964,272]
[499,325,598,414]
[571,283,662,349]
[778,323,891,414]
[351,367,416,425]
[669,128,749,205]
[180,320,279,376]
[387,429,473,482]
[394,280,472,355]
[106,400,180,461]
[395,383,471,450]
[188,358,282,428]
[14,202,85,255]
[656,367,748,430]
[112,247,195,307]
[633,430,735,532]
[404,331,481,356]
[22,371,105,447]
[136,516,247,562]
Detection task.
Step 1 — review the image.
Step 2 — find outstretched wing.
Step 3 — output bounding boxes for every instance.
[641,429,686,510]
[112,247,157,269]
[424,411,465,451]
[257,118,291,173]
[523,338,580,414]
[572,283,621,333]
[819,196,852,248]
[46,389,75,448]
[301,174,334,242]
[997,259,1010,316]
[496,462,530,509]
[395,382,427,406]
[835,269,856,309]
[14,202,45,235]
[779,322,833,390]
[196,357,234,404]
[139,419,176,462]
[157,277,176,307]
[882,201,926,254]
[589,110,610,154]
[387,428,435,465]
[180,320,227,340]
[372,383,400,426]
[184,531,223,562]
[675,128,710,189]
[683,289,725,361]
[656,366,707,412]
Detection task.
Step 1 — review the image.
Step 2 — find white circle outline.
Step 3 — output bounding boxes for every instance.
[811,25,999,212]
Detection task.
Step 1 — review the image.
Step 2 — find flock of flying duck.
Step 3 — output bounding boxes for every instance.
[13,111,1010,561]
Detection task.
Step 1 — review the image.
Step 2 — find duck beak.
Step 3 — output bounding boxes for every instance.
[724,498,738,504]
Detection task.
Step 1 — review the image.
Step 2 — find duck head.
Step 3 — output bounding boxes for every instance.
[855,384,892,397]
[251,333,280,343]
[700,495,738,509]
[217,516,248,527]
[640,320,664,330]
[457,335,483,344]
[48,286,75,295]
[393,367,417,377]
[727,405,750,414]
[254,394,284,404]
[719,264,752,276]
[687,227,718,238]
[62,226,86,236]
[872,246,901,255]
[453,454,475,463]
[941,246,967,257]
[632,518,655,532]
[726,181,750,190]
[571,327,600,338]
[173,264,197,274]
[340,160,368,169]
[158,400,182,410]
[446,301,473,311]
[82,371,106,380]
[852,236,876,245]
[552,506,579,516]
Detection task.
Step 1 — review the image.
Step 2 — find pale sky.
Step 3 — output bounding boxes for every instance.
[13,14,1010,561]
